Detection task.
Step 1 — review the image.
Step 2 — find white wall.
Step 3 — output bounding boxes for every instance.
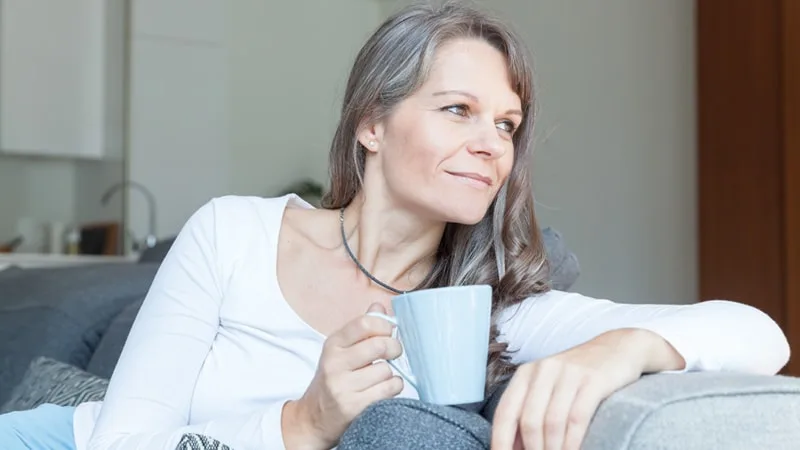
[124,0,383,243]
[126,0,230,243]
[226,0,383,197]
[380,0,697,304]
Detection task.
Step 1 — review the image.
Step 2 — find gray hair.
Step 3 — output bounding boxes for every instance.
[322,0,550,390]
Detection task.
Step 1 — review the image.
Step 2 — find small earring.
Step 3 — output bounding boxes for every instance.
[368,141,376,147]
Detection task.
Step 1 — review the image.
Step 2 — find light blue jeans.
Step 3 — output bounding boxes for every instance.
[0,404,76,450]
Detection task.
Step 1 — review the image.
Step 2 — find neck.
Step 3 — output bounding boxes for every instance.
[341,194,445,292]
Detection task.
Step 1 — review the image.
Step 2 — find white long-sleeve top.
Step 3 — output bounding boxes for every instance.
[76,194,790,450]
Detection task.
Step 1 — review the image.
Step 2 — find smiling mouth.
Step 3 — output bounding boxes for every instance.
[446,171,493,187]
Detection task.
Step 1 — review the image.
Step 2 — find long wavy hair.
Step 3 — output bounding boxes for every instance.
[321,0,550,391]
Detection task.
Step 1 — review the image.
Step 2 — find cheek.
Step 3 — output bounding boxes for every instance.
[498,150,515,183]
[384,135,430,175]
[383,121,450,180]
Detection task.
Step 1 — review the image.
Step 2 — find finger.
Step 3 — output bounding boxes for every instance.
[513,431,525,450]
[542,370,582,450]
[330,314,394,348]
[490,365,533,450]
[518,363,559,450]
[350,361,395,392]
[343,336,403,370]
[563,384,604,450]
[358,375,404,407]
[367,302,387,314]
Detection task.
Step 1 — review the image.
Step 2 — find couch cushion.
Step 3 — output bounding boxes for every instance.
[0,263,158,406]
[0,357,108,413]
[86,298,145,379]
[541,227,580,291]
[583,372,800,450]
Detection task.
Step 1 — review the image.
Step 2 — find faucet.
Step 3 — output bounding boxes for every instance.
[101,181,158,250]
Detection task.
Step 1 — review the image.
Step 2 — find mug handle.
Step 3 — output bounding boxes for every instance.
[365,311,418,391]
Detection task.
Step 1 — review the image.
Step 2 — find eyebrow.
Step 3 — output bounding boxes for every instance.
[432,90,523,117]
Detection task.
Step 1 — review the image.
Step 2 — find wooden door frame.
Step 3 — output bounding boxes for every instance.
[697,0,784,320]
[782,0,800,375]
[697,0,798,375]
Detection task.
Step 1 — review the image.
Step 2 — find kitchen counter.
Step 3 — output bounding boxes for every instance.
[0,253,137,271]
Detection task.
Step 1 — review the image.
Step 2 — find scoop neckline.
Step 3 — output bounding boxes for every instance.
[271,194,329,341]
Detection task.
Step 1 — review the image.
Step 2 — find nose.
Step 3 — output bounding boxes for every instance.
[466,122,506,159]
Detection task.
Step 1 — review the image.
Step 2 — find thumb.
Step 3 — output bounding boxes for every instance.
[366,302,387,314]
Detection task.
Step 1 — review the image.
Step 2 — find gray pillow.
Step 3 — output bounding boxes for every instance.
[0,357,108,413]
[86,298,145,379]
[541,227,580,291]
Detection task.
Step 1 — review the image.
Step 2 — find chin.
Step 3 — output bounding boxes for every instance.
[400,183,498,225]
[432,197,494,226]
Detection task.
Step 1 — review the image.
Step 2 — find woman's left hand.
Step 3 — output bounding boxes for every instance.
[490,328,680,450]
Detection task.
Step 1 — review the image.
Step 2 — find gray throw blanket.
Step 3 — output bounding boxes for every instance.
[176,434,233,450]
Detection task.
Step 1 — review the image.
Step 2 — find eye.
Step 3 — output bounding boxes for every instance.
[443,104,469,117]
[497,120,517,134]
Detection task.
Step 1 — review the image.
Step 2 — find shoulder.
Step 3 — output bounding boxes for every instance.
[188,194,308,235]
[172,194,313,281]
[204,194,301,220]
[173,194,309,264]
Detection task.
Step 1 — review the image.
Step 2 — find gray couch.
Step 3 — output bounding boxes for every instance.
[0,262,157,402]
[0,236,177,401]
[1,229,798,449]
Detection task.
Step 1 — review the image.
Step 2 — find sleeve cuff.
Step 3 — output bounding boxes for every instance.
[261,400,291,449]
[632,315,707,373]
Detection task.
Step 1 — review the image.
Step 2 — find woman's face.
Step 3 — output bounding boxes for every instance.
[363,38,521,225]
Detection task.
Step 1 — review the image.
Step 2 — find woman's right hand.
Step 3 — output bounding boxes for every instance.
[282,303,404,449]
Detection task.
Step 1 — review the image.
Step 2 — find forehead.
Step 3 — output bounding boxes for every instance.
[418,38,521,109]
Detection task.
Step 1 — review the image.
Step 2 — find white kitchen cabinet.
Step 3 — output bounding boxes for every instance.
[0,0,125,159]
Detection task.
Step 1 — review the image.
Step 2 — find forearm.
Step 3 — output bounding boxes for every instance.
[501,291,789,375]
[616,328,686,374]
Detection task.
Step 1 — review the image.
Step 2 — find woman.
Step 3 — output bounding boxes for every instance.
[0,2,790,450]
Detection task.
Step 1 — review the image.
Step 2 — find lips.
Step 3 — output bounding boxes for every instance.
[446,171,493,187]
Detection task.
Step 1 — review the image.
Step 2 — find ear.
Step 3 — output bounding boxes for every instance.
[357,120,385,154]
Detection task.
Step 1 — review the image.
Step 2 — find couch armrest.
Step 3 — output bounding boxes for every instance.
[583,372,800,450]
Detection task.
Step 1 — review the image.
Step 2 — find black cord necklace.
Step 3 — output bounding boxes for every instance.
[340,207,406,295]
